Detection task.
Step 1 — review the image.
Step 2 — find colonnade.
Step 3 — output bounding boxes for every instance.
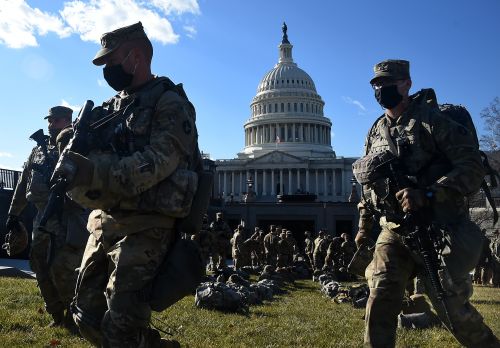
[245,123,331,146]
[216,167,344,198]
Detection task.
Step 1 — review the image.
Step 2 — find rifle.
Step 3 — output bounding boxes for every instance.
[38,100,94,265]
[353,150,455,332]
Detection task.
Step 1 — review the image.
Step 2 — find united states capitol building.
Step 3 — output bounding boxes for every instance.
[210,24,359,238]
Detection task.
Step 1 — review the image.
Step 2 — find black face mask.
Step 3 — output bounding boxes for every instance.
[103,63,134,91]
[374,84,403,109]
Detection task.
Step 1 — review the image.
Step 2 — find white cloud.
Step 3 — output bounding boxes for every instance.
[0,0,200,48]
[183,25,197,38]
[61,99,81,112]
[97,78,106,87]
[0,0,71,48]
[342,96,366,113]
[150,0,200,15]
[0,152,13,158]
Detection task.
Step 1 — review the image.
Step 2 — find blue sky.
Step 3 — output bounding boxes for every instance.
[1,0,499,170]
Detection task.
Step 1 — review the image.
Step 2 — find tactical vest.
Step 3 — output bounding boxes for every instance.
[361,89,455,217]
[71,77,200,218]
[26,141,58,204]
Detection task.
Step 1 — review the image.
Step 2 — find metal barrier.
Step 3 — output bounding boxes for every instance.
[0,168,21,190]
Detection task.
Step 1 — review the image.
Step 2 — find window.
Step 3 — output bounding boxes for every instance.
[287,103,291,111]
[300,103,304,112]
[306,104,309,112]
[281,103,284,112]
[275,103,278,112]
[294,103,297,112]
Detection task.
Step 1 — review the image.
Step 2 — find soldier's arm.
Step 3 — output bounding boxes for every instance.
[8,151,34,216]
[89,91,197,198]
[428,110,485,198]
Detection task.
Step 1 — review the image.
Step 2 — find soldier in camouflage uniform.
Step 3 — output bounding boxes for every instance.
[277,231,293,267]
[263,225,279,266]
[340,232,356,270]
[6,106,87,330]
[210,212,232,270]
[231,225,246,270]
[324,236,343,272]
[303,231,314,268]
[285,230,298,261]
[491,230,500,287]
[355,59,499,347]
[54,22,200,347]
[198,214,213,269]
[313,230,328,271]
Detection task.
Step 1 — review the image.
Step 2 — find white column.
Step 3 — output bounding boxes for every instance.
[284,124,288,142]
[254,169,258,195]
[288,169,292,194]
[271,169,275,195]
[262,169,267,196]
[297,169,301,191]
[239,171,243,196]
[315,169,319,195]
[223,171,227,196]
[338,169,343,196]
[299,124,304,142]
[292,124,296,142]
[246,170,250,193]
[323,169,327,198]
[306,170,310,192]
[275,123,279,141]
[279,169,284,194]
[231,171,235,195]
[218,171,222,195]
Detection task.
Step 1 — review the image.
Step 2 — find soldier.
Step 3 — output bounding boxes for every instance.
[324,236,343,272]
[313,230,328,271]
[198,214,213,269]
[55,22,200,347]
[5,106,86,330]
[285,230,298,261]
[491,230,500,287]
[210,212,232,270]
[277,231,293,267]
[340,232,356,270]
[355,59,499,347]
[231,225,246,270]
[263,225,279,266]
[303,231,314,268]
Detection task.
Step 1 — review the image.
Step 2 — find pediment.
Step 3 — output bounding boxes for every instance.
[248,150,304,165]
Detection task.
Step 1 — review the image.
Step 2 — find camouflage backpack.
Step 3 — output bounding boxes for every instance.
[437,99,499,224]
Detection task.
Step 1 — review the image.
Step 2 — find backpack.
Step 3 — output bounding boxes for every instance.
[438,102,499,224]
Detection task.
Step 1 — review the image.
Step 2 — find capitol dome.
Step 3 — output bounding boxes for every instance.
[241,23,334,159]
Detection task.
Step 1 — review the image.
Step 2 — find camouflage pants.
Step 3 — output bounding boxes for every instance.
[72,227,174,348]
[30,212,80,317]
[364,220,499,348]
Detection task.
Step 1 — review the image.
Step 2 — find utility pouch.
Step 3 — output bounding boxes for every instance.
[347,243,375,277]
[149,237,205,312]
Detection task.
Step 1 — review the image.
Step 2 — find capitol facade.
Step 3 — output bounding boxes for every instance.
[211,24,358,236]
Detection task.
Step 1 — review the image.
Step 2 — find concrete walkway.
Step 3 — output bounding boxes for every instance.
[0,258,35,279]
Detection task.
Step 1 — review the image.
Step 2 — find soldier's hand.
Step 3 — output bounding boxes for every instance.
[54,151,94,189]
[395,188,427,212]
[355,229,370,249]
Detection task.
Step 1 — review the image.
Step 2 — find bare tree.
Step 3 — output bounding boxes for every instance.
[480,97,500,152]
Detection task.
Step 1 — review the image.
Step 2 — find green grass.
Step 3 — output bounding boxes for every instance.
[0,277,499,347]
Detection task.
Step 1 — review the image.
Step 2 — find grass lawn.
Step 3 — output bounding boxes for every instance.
[0,276,498,347]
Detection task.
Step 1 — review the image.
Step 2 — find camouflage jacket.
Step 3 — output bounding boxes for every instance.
[70,76,200,236]
[9,138,58,215]
[358,89,485,232]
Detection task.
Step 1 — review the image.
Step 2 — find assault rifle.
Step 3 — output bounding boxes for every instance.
[38,100,94,264]
[352,150,455,331]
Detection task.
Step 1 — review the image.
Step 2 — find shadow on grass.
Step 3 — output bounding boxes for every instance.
[471,299,500,305]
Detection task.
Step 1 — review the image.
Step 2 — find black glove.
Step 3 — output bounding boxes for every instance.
[5,214,20,231]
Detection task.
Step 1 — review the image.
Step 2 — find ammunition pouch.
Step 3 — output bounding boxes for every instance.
[352,150,398,185]
[149,237,205,312]
[347,243,375,277]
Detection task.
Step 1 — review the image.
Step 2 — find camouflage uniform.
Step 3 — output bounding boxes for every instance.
[231,226,247,270]
[324,236,343,271]
[8,106,85,327]
[277,232,293,267]
[263,226,279,266]
[303,232,314,268]
[198,216,213,268]
[68,23,200,347]
[313,232,328,270]
[358,60,499,347]
[210,213,232,269]
[491,231,500,287]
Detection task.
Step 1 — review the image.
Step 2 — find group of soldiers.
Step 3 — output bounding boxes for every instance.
[474,230,500,287]
[194,213,357,280]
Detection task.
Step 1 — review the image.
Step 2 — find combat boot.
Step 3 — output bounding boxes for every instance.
[64,309,80,335]
[47,310,65,327]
